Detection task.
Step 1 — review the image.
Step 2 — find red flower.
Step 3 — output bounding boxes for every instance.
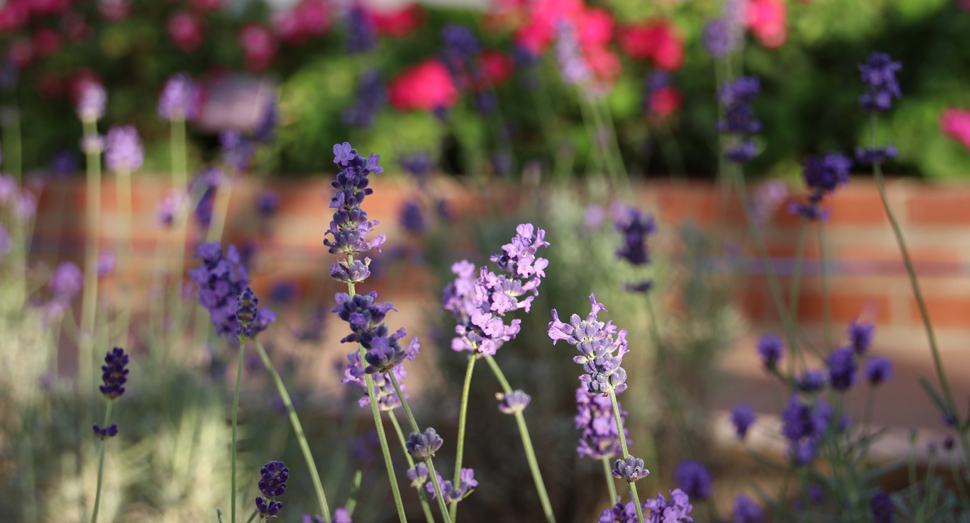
[27,0,70,17]
[618,20,684,71]
[388,59,459,111]
[584,45,621,83]
[648,86,683,122]
[167,11,205,53]
[8,38,32,69]
[513,0,585,55]
[239,24,278,72]
[478,49,515,88]
[941,108,970,151]
[746,0,787,49]
[276,0,330,45]
[0,3,29,34]
[576,7,613,47]
[32,27,62,57]
[370,4,423,38]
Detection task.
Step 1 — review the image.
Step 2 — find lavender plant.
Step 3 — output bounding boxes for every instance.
[90,347,130,523]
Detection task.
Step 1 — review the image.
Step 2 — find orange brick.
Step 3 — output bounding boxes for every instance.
[907,190,970,226]
[824,190,887,225]
[796,291,891,324]
[913,296,970,327]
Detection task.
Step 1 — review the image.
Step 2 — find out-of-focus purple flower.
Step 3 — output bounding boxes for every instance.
[750,179,788,226]
[827,347,857,392]
[50,149,80,177]
[575,386,628,460]
[77,82,107,122]
[732,495,764,523]
[157,189,188,228]
[268,281,298,304]
[426,468,478,503]
[498,390,531,414]
[781,394,829,465]
[407,462,429,488]
[703,18,740,58]
[808,484,826,505]
[254,95,278,144]
[865,356,893,385]
[944,435,956,451]
[158,73,202,121]
[99,347,130,399]
[717,77,761,163]
[14,190,36,220]
[855,144,898,165]
[492,149,513,176]
[725,141,758,163]
[0,174,15,204]
[757,334,784,371]
[0,223,8,257]
[344,6,376,54]
[643,489,693,523]
[790,153,853,220]
[555,22,592,88]
[400,151,435,187]
[49,261,83,298]
[333,508,352,523]
[399,199,425,235]
[796,369,826,392]
[674,460,712,501]
[343,69,385,128]
[93,423,119,439]
[187,242,251,338]
[104,125,144,173]
[220,131,256,171]
[441,24,480,75]
[731,404,756,440]
[614,205,656,266]
[870,491,894,523]
[584,204,605,230]
[236,287,261,339]
[189,167,223,228]
[848,320,874,353]
[859,52,902,113]
[445,224,549,357]
[257,191,280,217]
[97,252,116,277]
[550,294,630,396]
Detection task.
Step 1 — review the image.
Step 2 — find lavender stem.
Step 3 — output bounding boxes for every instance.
[601,457,618,504]
[388,411,436,523]
[230,336,248,523]
[89,400,112,523]
[607,390,646,523]
[450,355,477,522]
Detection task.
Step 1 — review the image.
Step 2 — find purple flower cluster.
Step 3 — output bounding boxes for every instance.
[342,69,385,128]
[442,224,549,357]
[324,142,386,258]
[702,0,745,58]
[673,460,712,501]
[92,423,119,440]
[441,24,480,75]
[870,491,893,523]
[574,386,627,460]
[757,334,784,371]
[158,73,202,121]
[221,131,256,171]
[614,205,656,267]
[344,6,377,54]
[400,151,435,187]
[498,390,532,414]
[426,468,478,503]
[237,287,260,339]
[189,242,275,339]
[399,199,426,235]
[341,350,408,411]
[826,347,857,391]
[304,510,352,523]
[406,427,443,460]
[865,356,893,386]
[717,77,762,163]
[732,495,764,523]
[855,144,898,166]
[555,22,592,87]
[257,191,280,217]
[104,125,144,173]
[599,490,693,523]
[549,294,630,396]
[157,189,188,228]
[731,404,756,440]
[781,394,830,465]
[49,261,83,299]
[255,461,288,519]
[859,52,902,113]
[789,153,853,221]
[77,82,107,122]
[99,347,130,399]
[848,320,874,353]
[613,456,649,482]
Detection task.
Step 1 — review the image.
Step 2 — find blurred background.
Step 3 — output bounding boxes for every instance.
[2,0,970,521]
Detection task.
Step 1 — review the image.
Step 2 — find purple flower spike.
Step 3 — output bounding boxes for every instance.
[865,356,893,386]
[342,69,385,128]
[717,77,761,164]
[77,82,106,122]
[158,73,201,121]
[612,456,649,482]
[732,494,764,523]
[781,394,829,465]
[614,205,656,266]
[329,258,372,284]
[731,404,756,440]
[549,294,629,396]
[575,386,628,460]
[641,489,693,523]
[426,468,478,503]
[344,6,377,54]
[220,131,256,171]
[848,320,874,353]
[49,261,83,299]
[92,423,119,440]
[99,347,130,399]
[859,52,902,112]
[258,461,289,498]
[796,370,826,392]
[341,352,408,411]
[870,491,894,523]
[827,347,857,392]
[237,287,260,339]
[498,390,531,415]
[406,427,443,460]
[855,144,898,165]
[757,335,784,372]
[188,242,259,338]
[104,125,144,173]
[257,191,281,217]
[674,460,712,501]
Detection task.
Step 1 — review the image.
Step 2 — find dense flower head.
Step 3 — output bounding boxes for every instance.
[221,131,256,171]
[407,462,429,488]
[237,287,261,339]
[870,491,894,523]
[77,81,106,121]
[498,390,531,414]
[702,17,741,59]
[674,460,712,501]
[343,69,385,128]
[104,125,143,173]
[406,427,443,460]
[258,461,289,498]
[827,347,857,392]
[445,224,549,357]
[399,199,425,234]
[859,52,902,112]
[92,423,119,440]
[331,291,420,373]
[848,319,874,353]
[855,144,898,165]
[717,77,761,163]
[644,489,693,523]
[757,334,784,371]
[865,356,893,385]
[575,386,628,459]
[796,369,826,392]
[329,258,372,284]
[732,495,764,523]
[614,205,656,266]
[344,6,377,54]
[341,351,407,411]
[324,142,386,257]
[613,456,649,482]
[426,468,478,503]
[49,261,83,298]
[731,403,756,440]
[781,394,830,465]
[158,73,201,121]
[188,242,266,338]
[99,347,130,399]
[550,294,630,395]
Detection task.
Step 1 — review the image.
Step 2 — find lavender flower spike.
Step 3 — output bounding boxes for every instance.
[92,423,119,440]
[612,456,649,482]
[158,72,201,121]
[406,428,444,460]
[99,347,130,399]
[77,82,107,122]
[549,294,630,396]
[497,390,531,414]
[324,142,386,258]
[104,125,144,173]
[255,460,288,519]
[575,386,628,460]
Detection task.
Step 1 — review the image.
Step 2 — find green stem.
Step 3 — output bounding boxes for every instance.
[170,118,189,347]
[254,339,331,522]
[386,372,452,523]
[231,336,248,523]
[817,223,833,351]
[868,114,968,457]
[450,355,477,522]
[596,98,630,187]
[245,510,258,523]
[90,400,113,523]
[388,412,436,523]
[601,457,618,504]
[79,118,102,394]
[607,391,646,523]
[484,355,557,523]
[115,168,133,347]
[347,267,408,523]
[645,296,696,458]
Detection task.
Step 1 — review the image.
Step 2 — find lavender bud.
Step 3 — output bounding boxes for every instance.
[827,347,857,392]
[864,356,893,386]
[329,259,372,284]
[104,125,144,173]
[731,404,756,440]
[258,460,289,497]
[158,72,201,121]
[757,335,784,371]
[77,82,107,122]
[407,463,429,488]
[869,491,893,523]
[92,423,119,440]
[497,390,531,415]
[612,456,649,483]
[99,347,129,399]
[255,497,283,518]
[406,428,443,460]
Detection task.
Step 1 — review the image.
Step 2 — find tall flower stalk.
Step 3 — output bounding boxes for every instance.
[90,347,130,523]
[104,126,143,346]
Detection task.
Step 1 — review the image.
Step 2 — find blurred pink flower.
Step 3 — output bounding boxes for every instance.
[190,0,222,13]
[0,3,28,34]
[478,49,515,89]
[27,0,71,17]
[960,0,970,10]
[239,24,278,72]
[577,7,614,47]
[940,108,970,150]
[32,27,62,57]
[167,10,205,53]
[276,0,331,45]
[648,86,684,122]
[8,37,32,68]
[63,12,90,41]
[746,0,787,49]
[618,20,684,71]
[370,4,423,38]
[388,59,458,111]
[98,0,132,22]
